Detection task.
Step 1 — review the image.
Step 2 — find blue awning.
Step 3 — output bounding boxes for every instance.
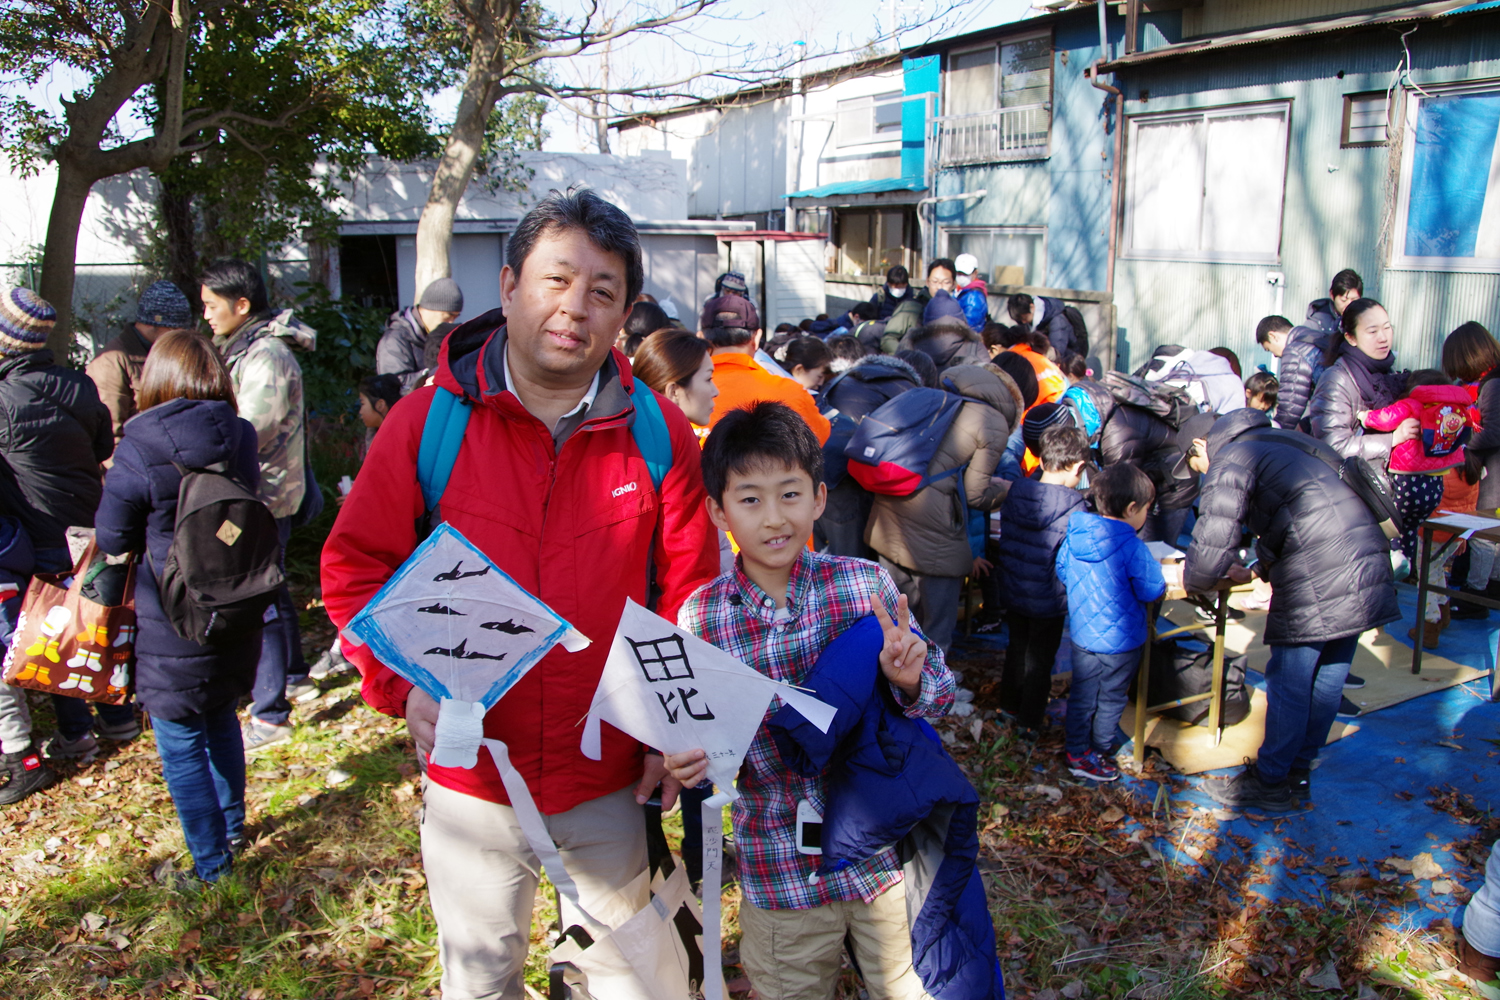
[786,177,927,199]
[1442,0,1500,13]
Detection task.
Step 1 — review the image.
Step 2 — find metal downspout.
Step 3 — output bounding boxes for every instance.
[1087,61,1124,297]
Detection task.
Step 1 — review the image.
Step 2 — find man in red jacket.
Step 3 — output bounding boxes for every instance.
[322,190,719,999]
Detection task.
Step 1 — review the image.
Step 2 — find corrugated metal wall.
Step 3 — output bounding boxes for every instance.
[1182,0,1397,39]
[1114,15,1500,371]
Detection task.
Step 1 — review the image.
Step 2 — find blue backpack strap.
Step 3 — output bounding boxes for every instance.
[629,383,673,492]
[417,387,472,512]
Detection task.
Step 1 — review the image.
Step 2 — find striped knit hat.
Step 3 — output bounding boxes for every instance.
[0,286,55,356]
[1022,401,1075,456]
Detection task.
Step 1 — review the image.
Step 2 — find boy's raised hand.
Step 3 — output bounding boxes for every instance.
[872,594,925,699]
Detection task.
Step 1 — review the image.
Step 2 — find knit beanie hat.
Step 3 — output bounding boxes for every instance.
[922,290,966,325]
[418,277,464,314]
[135,280,193,329]
[1022,401,1074,455]
[0,286,55,356]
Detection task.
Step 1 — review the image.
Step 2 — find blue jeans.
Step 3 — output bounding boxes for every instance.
[250,517,306,725]
[1256,635,1359,784]
[152,700,246,881]
[1065,644,1141,757]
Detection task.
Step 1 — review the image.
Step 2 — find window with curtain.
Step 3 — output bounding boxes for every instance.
[1392,85,1500,271]
[1124,102,1289,263]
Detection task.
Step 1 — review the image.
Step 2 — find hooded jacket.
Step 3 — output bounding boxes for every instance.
[375,307,433,395]
[86,324,152,453]
[997,478,1086,618]
[1185,408,1399,644]
[1056,511,1166,654]
[866,365,1011,577]
[215,309,316,519]
[0,349,113,550]
[956,275,989,334]
[1303,298,1342,337]
[821,354,924,422]
[1141,348,1244,415]
[1273,324,1331,432]
[899,318,989,372]
[1033,296,1082,358]
[1306,356,1395,465]
[766,615,1003,1000]
[321,311,720,812]
[94,398,262,720]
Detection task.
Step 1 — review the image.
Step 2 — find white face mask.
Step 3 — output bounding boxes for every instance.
[956,273,972,288]
[889,285,908,298]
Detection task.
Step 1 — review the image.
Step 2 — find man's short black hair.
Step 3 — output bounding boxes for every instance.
[1255,315,1293,345]
[1092,463,1155,519]
[623,301,671,338]
[506,187,644,305]
[1244,370,1279,407]
[1330,268,1364,299]
[701,401,824,504]
[1006,293,1035,322]
[200,258,269,315]
[703,325,754,349]
[886,265,909,285]
[926,257,955,278]
[1039,426,1088,473]
[850,301,877,321]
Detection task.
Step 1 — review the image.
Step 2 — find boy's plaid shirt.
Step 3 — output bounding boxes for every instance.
[677,550,954,910]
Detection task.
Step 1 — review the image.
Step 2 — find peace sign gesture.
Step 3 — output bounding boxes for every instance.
[872,593,926,699]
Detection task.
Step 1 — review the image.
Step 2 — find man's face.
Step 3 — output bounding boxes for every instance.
[200,286,251,338]
[706,461,826,577]
[1332,288,1361,315]
[926,266,955,296]
[1263,329,1289,358]
[1010,304,1035,326]
[500,227,632,387]
[417,307,461,332]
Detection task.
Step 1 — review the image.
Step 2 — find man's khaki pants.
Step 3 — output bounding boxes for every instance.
[420,779,647,1000]
[738,879,932,1000]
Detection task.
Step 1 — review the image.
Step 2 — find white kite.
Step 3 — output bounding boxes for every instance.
[344,523,589,768]
[581,598,835,798]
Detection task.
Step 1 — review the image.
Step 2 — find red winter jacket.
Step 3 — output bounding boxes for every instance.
[1362,384,1477,475]
[321,317,720,813]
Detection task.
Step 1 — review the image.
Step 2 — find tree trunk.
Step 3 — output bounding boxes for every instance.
[158,172,201,313]
[38,161,96,360]
[413,36,504,299]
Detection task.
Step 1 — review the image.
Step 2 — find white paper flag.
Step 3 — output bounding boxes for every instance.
[580,599,835,800]
[345,523,589,767]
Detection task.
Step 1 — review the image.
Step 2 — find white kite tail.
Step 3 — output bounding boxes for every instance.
[431,698,486,769]
[700,790,733,1000]
[482,739,611,941]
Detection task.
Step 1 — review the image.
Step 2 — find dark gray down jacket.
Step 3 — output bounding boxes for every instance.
[1184,408,1399,645]
[1273,324,1331,432]
[375,308,431,395]
[0,349,112,550]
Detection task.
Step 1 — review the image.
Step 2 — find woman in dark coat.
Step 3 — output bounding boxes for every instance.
[1183,407,1399,813]
[95,331,264,882]
[1306,298,1430,560]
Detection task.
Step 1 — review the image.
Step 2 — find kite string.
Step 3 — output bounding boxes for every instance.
[700,790,732,1000]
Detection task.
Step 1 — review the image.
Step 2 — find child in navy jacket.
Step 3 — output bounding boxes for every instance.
[1056,463,1166,782]
[996,426,1088,736]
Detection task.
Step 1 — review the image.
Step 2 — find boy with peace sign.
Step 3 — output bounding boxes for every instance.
[674,401,956,1000]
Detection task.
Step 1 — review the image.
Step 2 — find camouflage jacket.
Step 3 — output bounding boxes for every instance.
[215,310,315,519]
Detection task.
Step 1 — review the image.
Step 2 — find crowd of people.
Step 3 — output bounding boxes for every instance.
[1,187,1498,999]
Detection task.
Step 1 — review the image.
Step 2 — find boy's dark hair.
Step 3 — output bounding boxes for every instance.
[1039,426,1088,472]
[703,325,754,349]
[622,301,671,339]
[1244,370,1279,407]
[825,334,866,366]
[701,401,824,504]
[200,258,269,315]
[926,257,956,278]
[1060,351,1088,380]
[1006,292,1034,322]
[1092,463,1155,518]
[506,187,643,304]
[1442,321,1500,383]
[358,374,402,409]
[1407,368,1449,392]
[1255,315,1293,345]
[850,301,878,321]
[896,349,939,388]
[1330,268,1364,299]
[886,264,909,285]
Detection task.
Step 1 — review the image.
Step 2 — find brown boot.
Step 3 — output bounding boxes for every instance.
[1408,620,1442,649]
[1440,601,1452,631]
[1457,934,1500,988]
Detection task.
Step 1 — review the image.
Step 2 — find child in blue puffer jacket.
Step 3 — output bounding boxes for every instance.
[1057,463,1166,782]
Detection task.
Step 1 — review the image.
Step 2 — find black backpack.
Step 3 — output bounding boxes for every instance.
[1131,636,1251,728]
[1243,429,1405,541]
[155,462,284,645]
[1101,370,1198,429]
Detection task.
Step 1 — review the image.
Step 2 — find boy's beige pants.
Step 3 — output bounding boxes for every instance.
[738,879,934,1000]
